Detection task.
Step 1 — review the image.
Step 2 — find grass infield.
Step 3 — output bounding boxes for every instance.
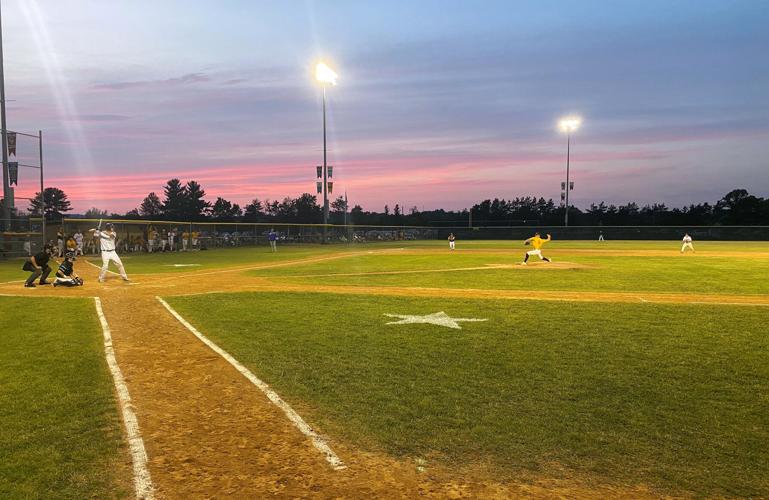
[166,291,769,497]
[0,296,130,499]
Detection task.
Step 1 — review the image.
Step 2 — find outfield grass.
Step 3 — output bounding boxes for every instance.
[248,241,769,295]
[0,297,130,499]
[166,291,769,497]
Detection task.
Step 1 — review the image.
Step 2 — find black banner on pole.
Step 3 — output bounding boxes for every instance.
[8,161,17,185]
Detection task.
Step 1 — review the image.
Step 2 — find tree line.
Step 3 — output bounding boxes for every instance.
[18,181,769,226]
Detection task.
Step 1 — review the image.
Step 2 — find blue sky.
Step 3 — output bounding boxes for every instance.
[4,0,768,212]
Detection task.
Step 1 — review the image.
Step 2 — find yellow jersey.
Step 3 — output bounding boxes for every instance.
[526,235,550,249]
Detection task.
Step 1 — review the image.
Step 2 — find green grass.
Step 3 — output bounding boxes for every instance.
[80,243,400,275]
[166,291,769,497]
[0,297,130,499]
[0,245,347,281]
[248,240,769,295]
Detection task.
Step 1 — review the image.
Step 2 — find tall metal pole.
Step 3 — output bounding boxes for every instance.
[0,1,11,231]
[39,130,45,248]
[564,133,570,227]
[322,84,329,243]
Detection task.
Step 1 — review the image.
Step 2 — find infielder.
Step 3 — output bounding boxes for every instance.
[521,232,552,265]
[681,233,695,253]
[268,229,277,252]
[90,223,129,282]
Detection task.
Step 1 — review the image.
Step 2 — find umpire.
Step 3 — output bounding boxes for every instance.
[23,243,54,288]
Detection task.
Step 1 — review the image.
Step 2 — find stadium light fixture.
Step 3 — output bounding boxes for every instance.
[559,116,581,133]
[315,61,338,242]
[558,116,582,227]
[315,62,338,85]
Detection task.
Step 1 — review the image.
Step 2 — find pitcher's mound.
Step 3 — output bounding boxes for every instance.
[485,262,591,270]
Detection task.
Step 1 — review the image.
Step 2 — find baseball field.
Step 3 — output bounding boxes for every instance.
[1,240,767,498]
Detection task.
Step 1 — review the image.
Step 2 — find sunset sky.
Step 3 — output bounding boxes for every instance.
[4,0,768,213]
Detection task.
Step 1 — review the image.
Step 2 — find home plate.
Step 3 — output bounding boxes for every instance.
[164,264,201,267]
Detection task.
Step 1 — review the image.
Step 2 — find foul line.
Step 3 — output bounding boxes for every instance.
[94,297,155,499]
[155,296,346,471]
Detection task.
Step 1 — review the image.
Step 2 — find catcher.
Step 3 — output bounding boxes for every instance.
[521,232,552,265]
[54,251,84,287]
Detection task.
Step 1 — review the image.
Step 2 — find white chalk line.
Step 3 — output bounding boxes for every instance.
[94,297,155,499]
[155,296,346,471]
[688,301,769,307]
[0,292,84,298]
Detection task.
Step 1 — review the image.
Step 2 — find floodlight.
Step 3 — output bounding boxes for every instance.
[315,62,338,85]
[559,116,581,133]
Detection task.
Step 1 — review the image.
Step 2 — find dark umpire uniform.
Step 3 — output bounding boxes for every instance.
[23,246,53,287]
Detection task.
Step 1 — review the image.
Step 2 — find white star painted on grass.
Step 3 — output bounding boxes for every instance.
[384,311,488,330]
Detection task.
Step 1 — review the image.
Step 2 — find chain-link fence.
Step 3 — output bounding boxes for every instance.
[41,219,768,258]
[0,216,44,257]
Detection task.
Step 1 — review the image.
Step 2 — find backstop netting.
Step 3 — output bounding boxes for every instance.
[1,130,45,258]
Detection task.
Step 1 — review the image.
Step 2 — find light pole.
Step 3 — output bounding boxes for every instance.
[558,116,581,227]
[0,1,11,231]
[315,62,337,243]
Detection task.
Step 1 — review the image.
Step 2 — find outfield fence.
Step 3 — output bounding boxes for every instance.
[19,219,763,258]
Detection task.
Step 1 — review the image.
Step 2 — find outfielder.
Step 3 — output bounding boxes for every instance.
[448,233,456,250]
[90,223,129,282]
[521,232,552,265]
[681,233,695,253]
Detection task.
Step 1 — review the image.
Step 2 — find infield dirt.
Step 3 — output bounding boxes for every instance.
[1,249,761,498]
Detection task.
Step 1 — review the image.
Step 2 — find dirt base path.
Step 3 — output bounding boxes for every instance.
[99,294,639,499]
[3,253,757,497]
